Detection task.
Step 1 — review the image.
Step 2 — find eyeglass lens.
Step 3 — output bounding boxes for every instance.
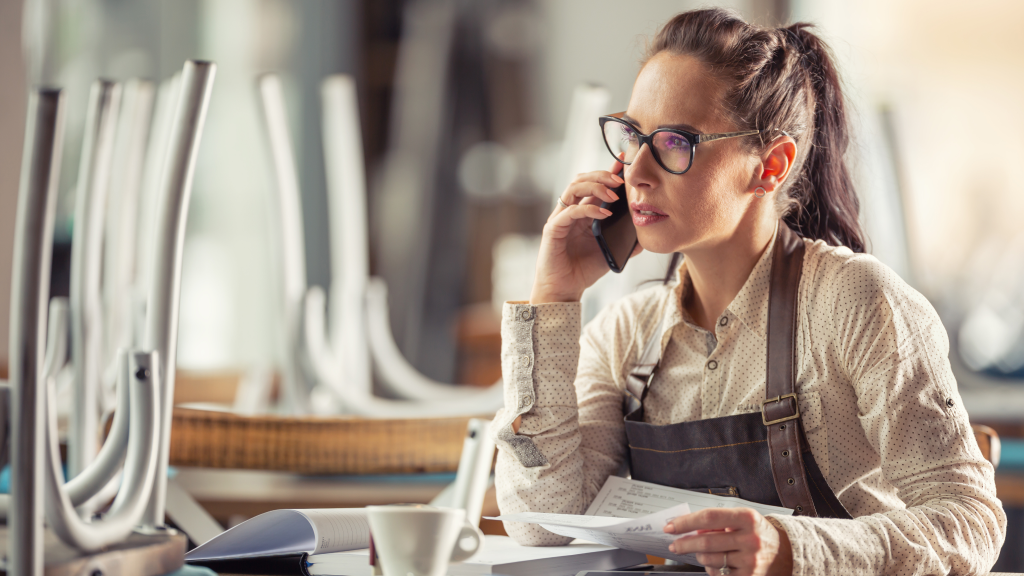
[602,120,693,173]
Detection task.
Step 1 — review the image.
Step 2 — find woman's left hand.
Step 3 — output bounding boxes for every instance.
[664,507,793,576]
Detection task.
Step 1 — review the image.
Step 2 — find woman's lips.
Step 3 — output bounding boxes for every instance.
[630,202,668,227]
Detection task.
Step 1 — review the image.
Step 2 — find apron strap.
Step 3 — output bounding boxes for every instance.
[624,224,821,517]
[763,224,818,517]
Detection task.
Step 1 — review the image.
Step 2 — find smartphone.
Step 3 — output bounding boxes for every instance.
[592,172,638,273]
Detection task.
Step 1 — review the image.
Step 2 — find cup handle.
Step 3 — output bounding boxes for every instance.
[449,522,484,563]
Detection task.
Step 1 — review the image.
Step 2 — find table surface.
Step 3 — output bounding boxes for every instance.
[0,528,186,576]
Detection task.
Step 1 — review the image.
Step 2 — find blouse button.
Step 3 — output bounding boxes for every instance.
[707,360,718,370]
[518,309,532,321]
[945,397,955,408]
[520,355,532,367]
[719,317,728,327]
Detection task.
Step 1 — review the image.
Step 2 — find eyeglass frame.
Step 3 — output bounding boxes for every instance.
[598,112,761,175]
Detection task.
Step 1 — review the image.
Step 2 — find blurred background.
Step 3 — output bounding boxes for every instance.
[2,0,1024,568]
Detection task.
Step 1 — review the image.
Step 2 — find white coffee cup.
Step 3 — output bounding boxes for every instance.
[366,504,483,576]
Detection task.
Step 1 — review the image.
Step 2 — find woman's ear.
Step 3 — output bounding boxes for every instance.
[754,137,797,192]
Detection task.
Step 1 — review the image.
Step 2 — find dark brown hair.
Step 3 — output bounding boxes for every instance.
[652,9,865,282]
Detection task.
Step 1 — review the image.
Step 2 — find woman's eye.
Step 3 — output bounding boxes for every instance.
[620,128,637,143]
[664,136,687,150]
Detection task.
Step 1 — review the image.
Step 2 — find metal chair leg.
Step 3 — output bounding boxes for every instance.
[9,87,65,576]
[141,59,217,530]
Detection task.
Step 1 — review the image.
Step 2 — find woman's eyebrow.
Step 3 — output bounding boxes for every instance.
[622,113,700,134]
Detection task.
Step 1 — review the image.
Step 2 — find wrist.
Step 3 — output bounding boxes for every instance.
[529,287,582,305]
[765,516,793,576]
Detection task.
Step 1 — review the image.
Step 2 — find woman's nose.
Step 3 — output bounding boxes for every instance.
[626,142,660,190]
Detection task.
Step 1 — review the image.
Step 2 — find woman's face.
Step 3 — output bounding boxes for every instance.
[623,51,764,254]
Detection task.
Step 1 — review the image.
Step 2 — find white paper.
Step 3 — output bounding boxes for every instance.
[494,503,694,563]
[186,509,316,561]
[587,476,793,519]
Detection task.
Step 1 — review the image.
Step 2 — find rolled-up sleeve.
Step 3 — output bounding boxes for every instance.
[769,257,1006,576]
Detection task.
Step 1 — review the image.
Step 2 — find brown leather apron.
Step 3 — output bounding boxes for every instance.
[623,225,851,519]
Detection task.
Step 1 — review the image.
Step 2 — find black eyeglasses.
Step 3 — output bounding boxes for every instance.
[599,113,760,175]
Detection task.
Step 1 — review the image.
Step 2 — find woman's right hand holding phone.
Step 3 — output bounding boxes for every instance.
[530,160,641,304]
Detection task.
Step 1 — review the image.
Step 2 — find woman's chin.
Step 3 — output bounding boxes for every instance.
[636,231,685,255]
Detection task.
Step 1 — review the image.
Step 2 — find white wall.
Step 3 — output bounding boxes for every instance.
[792,0,1024,308]
[0,0,28,367]
[532,0,753,138]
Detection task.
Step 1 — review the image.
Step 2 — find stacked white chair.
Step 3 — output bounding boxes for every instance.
[67,80,122,477]
[6,59,216,575]
[256,73,503,418]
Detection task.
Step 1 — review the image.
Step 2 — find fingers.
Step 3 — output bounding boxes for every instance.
[609,157,624,175]
[662,509,783,576]
[573,169,624,190]
[558,181,619,208]
[545,203,612,239]
[669,529,745,557]
[691,551,732,573]
[556,172,625,211]
[665,507,760,536]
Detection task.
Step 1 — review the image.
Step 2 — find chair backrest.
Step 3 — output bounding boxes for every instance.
[972,423,1001,469]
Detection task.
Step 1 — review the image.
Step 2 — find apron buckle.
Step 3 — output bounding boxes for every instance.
[761,393,800,425]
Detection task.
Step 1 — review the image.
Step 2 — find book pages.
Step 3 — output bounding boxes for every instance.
[299,508,371,554]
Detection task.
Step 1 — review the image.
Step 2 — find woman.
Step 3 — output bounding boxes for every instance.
[491,8,1005,576]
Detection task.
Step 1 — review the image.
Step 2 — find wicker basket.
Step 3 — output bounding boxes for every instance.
[169,408,477,475]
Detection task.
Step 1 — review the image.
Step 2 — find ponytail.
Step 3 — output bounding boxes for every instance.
[648,8,866,270]
[778,25,864,252]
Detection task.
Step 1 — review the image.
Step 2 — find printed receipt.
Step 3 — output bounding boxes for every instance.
[299,509,371,554]
[493,503,698,563]
[586,476,793,519]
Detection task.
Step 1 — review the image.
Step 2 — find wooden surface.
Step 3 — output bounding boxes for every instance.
[169,408,485,475]
[995,472,1024,507]
[973,423,1001,469]
[0,528,185,576]
[455,303,502,387]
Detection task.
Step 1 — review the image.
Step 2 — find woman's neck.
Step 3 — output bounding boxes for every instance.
[683,220,777,332]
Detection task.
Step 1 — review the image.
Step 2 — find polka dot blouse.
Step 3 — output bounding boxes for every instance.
[492,230,1005,576]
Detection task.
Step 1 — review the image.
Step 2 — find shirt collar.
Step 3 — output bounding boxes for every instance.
[726,228,777,341]
[663,225,779,342]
